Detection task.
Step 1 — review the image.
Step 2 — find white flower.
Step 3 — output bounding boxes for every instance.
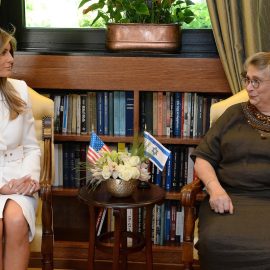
[101,165,112,179]
[129,166,140,179]
[118,165,133,181]
[127,156,140,167]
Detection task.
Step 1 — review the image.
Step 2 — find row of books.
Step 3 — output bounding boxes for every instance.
[54,142,195,189]
[140,92,222,137]
[152,145,195,191]
[97,200,184,246]
[54,142,132,188]
[52,90,223,138]
[53,91,134,136]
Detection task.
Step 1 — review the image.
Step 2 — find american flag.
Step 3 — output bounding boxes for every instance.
[87,132,110,163]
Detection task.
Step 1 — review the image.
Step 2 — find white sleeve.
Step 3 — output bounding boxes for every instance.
[21,89,41,182]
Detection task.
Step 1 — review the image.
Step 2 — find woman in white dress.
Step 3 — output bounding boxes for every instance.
[0,28,40,269]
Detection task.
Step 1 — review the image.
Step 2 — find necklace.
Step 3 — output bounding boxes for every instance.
[242,102,270,139]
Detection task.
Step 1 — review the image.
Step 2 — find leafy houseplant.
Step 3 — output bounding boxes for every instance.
[78,0,195,52]
[79,0,195,26]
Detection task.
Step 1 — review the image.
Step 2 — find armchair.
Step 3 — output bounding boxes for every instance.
[181,90,249,270]
[28,87,54,270]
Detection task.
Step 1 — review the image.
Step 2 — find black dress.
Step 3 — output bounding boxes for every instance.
[191,102,270,270]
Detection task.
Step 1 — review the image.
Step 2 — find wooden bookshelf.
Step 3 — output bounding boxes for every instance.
[14,53,229,270]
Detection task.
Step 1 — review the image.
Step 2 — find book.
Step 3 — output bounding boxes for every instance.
[76,94,81,134]
[119,91,126,136]
[80,94,87,135]
[157,91,163,136]
[113,91,120,136]
[97,208,107,236]
[144,92,153,134]
[67,94,73,134]
[165,147,173,191]
[173,92,182,137]
[125,91,134,136]
[108,91,114,136]
[71,94,78,134]
[103,91,109,135]
[62,95,69,134]
[96,91,104,135]
[175,202,184,244]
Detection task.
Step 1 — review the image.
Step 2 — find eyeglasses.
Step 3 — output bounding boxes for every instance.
[241,77,270,89]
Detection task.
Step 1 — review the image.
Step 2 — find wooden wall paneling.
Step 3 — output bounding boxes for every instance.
[13,54,230,93]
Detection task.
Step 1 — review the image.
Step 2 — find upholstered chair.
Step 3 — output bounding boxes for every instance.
[181,90,249,270]
[28,87,54,270]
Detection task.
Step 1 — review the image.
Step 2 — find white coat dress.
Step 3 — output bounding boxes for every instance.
[0,78,41,241]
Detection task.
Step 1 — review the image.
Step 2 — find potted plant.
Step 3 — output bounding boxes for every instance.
[78,0,195,52]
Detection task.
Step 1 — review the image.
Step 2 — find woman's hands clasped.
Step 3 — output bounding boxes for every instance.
[1,175,40,196]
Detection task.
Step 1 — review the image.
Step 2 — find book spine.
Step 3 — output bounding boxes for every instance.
[170,201,177,242]
[119,91,126,136]
[108,91,114,136]
[80,94,87,135]
[71,94,77,134]
[125,91,134,136]
[80,143,87,187]
[165,148,173,191]
[113,91,120,136]
[74,143,81,188]
[97,208,107,236]
[173,92,182,137]
[76,94,81,135]
[166,92,171,136]
[67,94,73,134]
[157,92,163,136]
[62,95,69,134]
[164,201,171,243]
[96,92,104,135]
[175,202,184,244]
[54,95,61,134]
[103,91,109,135]
[144,92,153,133]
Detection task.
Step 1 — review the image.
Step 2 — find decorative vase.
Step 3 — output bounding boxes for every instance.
[106,178,137,198]
[106,23,181,53]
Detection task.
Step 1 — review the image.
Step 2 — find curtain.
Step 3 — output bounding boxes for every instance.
[207,0,270,94]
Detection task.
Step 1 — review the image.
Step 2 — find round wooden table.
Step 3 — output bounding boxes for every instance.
[78,182,165,270]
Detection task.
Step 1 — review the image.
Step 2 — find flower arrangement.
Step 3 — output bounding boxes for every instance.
[89,141,151,190]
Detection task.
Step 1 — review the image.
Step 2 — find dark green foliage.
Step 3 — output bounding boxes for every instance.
[79,0,195,25]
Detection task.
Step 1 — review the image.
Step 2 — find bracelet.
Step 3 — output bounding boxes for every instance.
[205,179,215,189]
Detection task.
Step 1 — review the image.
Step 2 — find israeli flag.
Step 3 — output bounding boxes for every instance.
[144,131,171,171]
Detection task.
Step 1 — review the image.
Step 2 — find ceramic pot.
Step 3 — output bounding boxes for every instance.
[106,178,137,198]
[106,23,181,53]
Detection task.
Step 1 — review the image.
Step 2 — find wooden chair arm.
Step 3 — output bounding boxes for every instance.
[181,177,205,207]
[39,117,53,270]
[181,178,206,270]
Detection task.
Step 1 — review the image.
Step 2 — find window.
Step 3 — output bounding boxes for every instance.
[0,0,215,55]
[24,0,211,29]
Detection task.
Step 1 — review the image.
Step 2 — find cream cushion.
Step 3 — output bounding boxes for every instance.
[210,89,249,126]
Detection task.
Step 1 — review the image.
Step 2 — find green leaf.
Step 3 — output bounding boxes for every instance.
[78,0,92,9]
[185,0,195,6]
[132,2,150,15]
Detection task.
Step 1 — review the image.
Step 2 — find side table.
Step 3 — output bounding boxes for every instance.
[78,182,165,270]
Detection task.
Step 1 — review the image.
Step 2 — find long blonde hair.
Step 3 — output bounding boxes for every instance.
[0,27,26,119]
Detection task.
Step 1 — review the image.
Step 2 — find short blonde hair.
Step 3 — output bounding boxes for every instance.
[244,52,270,74]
